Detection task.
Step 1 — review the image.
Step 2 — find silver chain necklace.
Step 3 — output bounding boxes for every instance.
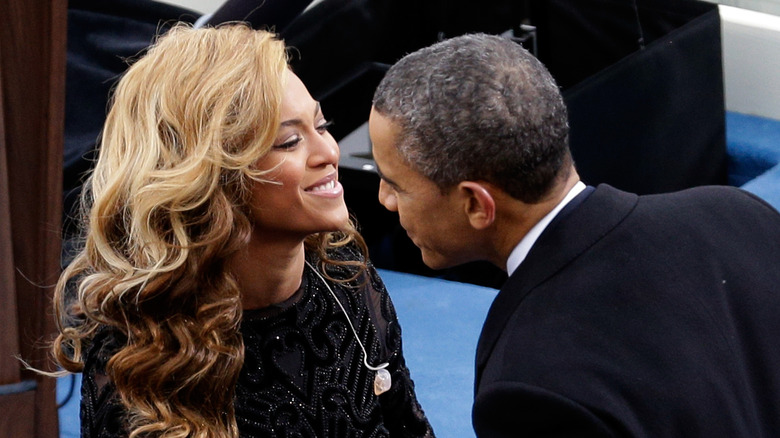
[305,260,392,395]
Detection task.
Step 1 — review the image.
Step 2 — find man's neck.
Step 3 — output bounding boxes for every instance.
[491,168,582,270]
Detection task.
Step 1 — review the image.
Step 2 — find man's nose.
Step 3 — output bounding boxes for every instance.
[378,180,397,212]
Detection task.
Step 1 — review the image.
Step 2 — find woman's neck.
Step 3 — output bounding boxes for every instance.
[229,233,307,310]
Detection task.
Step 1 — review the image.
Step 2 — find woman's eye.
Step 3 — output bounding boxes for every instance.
[273,136,301,150]
[316,120,334,133]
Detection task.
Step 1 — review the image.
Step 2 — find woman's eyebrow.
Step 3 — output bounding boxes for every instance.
[279,102,322,127]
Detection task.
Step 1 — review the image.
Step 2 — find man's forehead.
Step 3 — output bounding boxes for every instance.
[372,145,404,190]
[368,111,401,158]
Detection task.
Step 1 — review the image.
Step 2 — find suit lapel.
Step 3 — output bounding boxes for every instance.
[474,185,639,389]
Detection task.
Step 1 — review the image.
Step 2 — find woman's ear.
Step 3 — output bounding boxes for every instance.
[458,181,496,230]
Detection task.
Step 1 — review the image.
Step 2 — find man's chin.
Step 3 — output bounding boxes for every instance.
[420,251,461,271]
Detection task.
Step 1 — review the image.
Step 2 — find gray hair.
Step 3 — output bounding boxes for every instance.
[372,33,571,203]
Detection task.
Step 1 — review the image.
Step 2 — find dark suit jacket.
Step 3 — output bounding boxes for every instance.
[473,184,780,437]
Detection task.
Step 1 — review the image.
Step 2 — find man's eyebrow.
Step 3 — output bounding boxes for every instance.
[375,164,401,189]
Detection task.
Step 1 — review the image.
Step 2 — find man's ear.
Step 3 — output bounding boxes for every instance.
[458,181,496,230]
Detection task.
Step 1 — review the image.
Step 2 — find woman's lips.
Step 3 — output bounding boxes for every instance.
[305,174,343,197]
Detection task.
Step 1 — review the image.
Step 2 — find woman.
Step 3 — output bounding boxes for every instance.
[52,24,433,438]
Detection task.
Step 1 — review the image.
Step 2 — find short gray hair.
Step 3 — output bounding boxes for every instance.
[372,33,571,203]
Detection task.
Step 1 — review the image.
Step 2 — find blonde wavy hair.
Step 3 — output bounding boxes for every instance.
[52,23,365,438]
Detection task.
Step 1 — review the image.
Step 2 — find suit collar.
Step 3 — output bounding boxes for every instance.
[506,182,588,275]
[474,184,638,388]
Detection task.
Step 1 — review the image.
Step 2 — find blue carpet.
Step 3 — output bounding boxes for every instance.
[378,270,497,437]
[741,162,780,210]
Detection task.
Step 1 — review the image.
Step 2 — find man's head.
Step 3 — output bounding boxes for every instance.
[369,33,574,269]
[371,33,572,204]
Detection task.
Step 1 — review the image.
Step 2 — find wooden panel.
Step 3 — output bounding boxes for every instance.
[1,0,67,317]
[0,391,36,438]
[0,43,22,387]
[0,0,68,436]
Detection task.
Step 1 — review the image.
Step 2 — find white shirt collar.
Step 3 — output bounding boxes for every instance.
[506,181,587,276]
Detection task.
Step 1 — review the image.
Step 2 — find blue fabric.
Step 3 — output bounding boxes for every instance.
[726,111,780,187]
[726,111,780,212]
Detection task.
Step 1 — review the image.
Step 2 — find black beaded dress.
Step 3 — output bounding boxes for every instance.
[79,247,434,437]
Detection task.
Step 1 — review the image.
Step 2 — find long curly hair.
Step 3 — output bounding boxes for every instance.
[52,24,365,438]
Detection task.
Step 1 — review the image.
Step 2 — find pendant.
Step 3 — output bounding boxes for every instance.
[373,368,392,395]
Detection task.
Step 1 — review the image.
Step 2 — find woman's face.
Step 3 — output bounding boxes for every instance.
[248,71,349,240]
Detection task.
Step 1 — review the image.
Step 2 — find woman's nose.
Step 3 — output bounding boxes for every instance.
[309,132,340,167]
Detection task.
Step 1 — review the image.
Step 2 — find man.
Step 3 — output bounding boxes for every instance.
[368,33,780,437]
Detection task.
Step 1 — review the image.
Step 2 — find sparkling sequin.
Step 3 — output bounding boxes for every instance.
[79,247,433,437]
